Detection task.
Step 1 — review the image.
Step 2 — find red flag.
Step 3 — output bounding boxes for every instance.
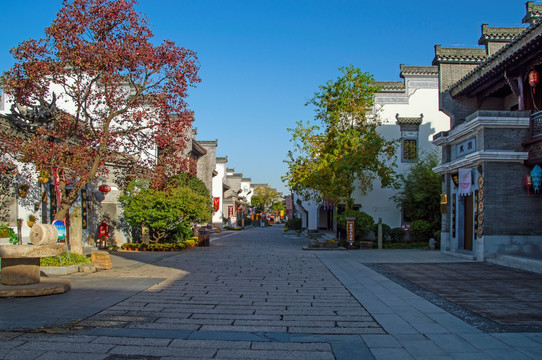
[213,197,220,212]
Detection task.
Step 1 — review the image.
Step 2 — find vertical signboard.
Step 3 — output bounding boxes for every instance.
[346,217,355,249]
[452,194,456,238]
[50,184,57,223]
[228,205,234,217]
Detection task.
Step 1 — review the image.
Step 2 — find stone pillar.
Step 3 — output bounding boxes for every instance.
[70,206,83,255]
[377,218,383,250]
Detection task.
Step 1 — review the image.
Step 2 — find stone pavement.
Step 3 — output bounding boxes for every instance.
[0,226,540,359]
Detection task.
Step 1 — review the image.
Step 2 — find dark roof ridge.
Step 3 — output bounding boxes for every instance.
[432,45,487,65]
[478,23,527,45]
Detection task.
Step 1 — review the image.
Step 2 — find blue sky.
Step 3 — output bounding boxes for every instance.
[0,0,529,193]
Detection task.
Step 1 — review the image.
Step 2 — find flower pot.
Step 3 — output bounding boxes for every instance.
[27,221,35,227]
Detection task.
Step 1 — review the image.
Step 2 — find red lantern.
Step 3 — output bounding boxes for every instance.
[99,184,111,194]
[529,70,539,93]
[524,174,533,195]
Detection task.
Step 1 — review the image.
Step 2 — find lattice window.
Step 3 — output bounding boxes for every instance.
[402,139,417,161]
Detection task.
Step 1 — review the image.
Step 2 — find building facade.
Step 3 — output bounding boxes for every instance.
[433,2,542,261]
[294,65,449,232]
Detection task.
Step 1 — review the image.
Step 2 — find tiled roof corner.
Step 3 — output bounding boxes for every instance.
[523,1,542,25]
[432,45,487,65]
[396,113,423,125]
[478,24,526,45]
[374,81,405,92]
[399,65,438,77]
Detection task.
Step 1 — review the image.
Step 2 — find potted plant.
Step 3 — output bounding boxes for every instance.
[325,239,338,248]
[27,214,37,227]
[18,184,29,198]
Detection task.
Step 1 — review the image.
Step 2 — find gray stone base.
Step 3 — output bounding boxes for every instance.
[1,257,40,285]
[0,277,71,297]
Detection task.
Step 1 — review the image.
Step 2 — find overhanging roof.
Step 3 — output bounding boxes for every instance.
[450,21,542,97]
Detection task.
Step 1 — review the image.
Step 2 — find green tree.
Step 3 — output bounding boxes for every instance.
[251,185,280,212]
[270,201,285,212]
[283,65,397,210]
[392,151,441,230]
[120,176,211,242]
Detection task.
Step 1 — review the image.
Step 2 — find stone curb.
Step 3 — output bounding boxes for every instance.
[40,263,99,276]
[40,265,79,276]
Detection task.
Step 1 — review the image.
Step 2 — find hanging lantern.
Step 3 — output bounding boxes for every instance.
[99,184,111,195]
[529,70,540,93]
[524,174,533,195]
[531,165,542,193]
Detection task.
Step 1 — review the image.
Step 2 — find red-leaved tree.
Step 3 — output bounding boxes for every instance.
[0,0,200,220]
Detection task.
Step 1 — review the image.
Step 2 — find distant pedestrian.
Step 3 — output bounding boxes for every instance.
[260,214,266,227]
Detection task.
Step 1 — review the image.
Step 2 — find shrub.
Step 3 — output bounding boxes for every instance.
[411,220,432,241]
[0,224,18,244]
[40,252,91,267]
[389,227,404,242]
[372,223,391,240]
[286,218,302,231]
[336,210,375,240]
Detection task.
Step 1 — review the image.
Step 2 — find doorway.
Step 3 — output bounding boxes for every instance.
[463,194,473,251]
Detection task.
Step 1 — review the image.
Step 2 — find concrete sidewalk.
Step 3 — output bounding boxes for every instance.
[0,227,541,359]
[317,250,542,359]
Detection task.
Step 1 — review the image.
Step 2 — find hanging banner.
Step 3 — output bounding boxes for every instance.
[228,205,234,217]
[213,197,220,212]
[50,184,57,223]
[51,167,62,208]
[458,168,472,196]
[285,195,293,211]
[81,189,88,230]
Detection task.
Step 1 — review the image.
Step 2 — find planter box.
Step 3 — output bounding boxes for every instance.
[360,241,373,249]
[324,241,338,248]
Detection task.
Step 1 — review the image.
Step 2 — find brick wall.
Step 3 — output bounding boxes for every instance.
[483,162,542,236]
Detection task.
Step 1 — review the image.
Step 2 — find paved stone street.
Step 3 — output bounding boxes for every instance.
[1,225,542,359]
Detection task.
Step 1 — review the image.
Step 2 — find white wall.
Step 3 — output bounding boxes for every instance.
[356,75,449,228]
[212,162,226,225]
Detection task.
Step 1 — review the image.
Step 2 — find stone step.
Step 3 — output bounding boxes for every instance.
[488,254,542,274]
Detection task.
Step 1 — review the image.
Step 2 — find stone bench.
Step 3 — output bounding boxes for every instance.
[0,243,67,285]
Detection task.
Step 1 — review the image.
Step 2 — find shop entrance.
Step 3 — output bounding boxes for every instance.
[318,207,334,230]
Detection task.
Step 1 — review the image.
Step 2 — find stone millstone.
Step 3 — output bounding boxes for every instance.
[30,224,59,245]
[0,278,71,297]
